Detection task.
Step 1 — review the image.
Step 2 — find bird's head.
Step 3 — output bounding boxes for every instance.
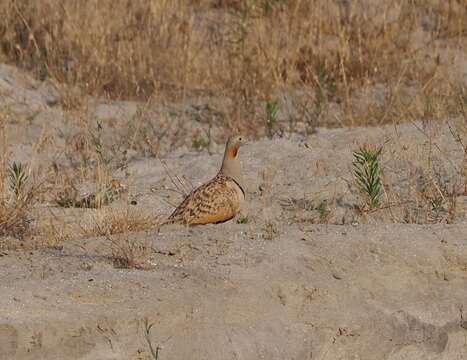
[225,135,245,159]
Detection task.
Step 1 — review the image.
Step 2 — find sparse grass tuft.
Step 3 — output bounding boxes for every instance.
[0,200,30,241]
[143,318,161,360]
[84,207,156,238]
[8,162,29,200]
[83,206,157,270]
[236,214,249,224]
[56,179,124,209]
[353,145,383,210]
[447,118,467,195]
[316,201,331,223]
[192,137,208,151]
[262,220,279,240]
[265,98,280,138]
[109,235,154,270]
[0,159,35,242]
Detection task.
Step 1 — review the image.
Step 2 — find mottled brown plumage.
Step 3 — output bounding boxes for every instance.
[165,135,245,225]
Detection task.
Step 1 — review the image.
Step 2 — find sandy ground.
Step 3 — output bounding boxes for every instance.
[1,63,467,359]
[1,224,467,359]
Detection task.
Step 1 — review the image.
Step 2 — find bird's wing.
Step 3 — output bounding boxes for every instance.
[167,175,242,225]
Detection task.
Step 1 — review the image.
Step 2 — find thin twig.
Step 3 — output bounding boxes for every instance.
[407,119,460,173]
[143,318,161,360]
[158,157,191,196]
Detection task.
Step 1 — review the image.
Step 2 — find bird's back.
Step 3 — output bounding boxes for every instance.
[166,174,244,225]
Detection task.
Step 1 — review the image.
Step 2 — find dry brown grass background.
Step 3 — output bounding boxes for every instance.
[1,0,465,127]
[0,0,466,254]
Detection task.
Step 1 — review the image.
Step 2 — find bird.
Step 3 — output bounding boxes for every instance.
[164,135,246,225]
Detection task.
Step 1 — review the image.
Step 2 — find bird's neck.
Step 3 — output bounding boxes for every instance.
[219,154,244,188]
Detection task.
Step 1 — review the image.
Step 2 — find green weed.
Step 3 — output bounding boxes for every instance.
[352,145,383,210]
[265,98,280,138]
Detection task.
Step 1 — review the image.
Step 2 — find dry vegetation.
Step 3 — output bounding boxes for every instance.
[0,118,34,246]
[0,0,466,253]
[0,0,466,130]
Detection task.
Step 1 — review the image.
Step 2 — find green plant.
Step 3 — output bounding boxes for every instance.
[430,196,443,221]
[1,161,33,241]
[92,122,112,165]
[313,64,336,118]
[265,98,280,138]
[8,162,29,201]
[430,197,442,211]
[55,179,122,208]
[192,137,208,150]
[262,0,287,13]
[236,214,249,224]
[316,201,330,223]
[352,145,383,210]
[26,110,41,124]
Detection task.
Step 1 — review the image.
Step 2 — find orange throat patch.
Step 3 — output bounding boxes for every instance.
[227,145,239,158]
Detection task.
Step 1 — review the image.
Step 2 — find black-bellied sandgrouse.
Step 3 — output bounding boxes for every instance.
[165,135,245,225]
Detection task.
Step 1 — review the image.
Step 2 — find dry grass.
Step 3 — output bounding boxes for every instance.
[108,234,155,270]
[0,119,35,245]
[20,206,159,251]
[83,207,158,238]
[0,0,465,132]
[36,207,157,268]
[84,208,158,269]
[0,101,160,250]
[0,202,30,241]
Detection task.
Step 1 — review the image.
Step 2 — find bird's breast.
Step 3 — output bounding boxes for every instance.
[228,179,245,210]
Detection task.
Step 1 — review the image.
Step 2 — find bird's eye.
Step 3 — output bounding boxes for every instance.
[238,137,242,141]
